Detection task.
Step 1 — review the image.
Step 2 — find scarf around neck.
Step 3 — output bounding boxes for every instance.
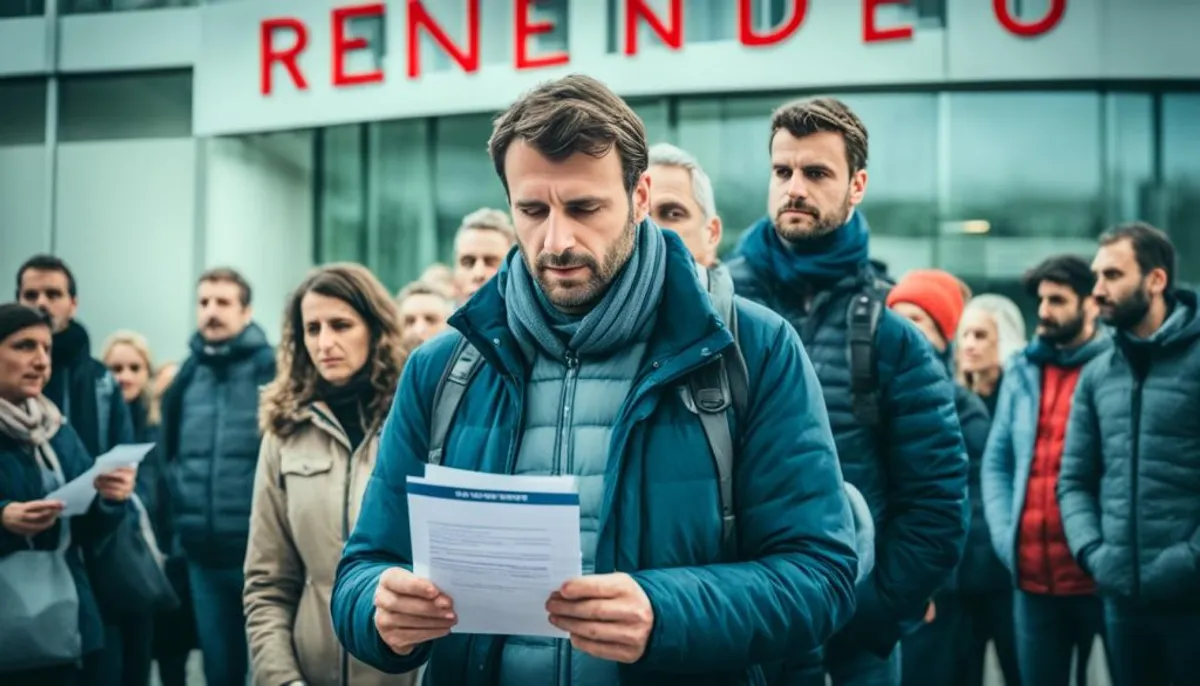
[740,209,871,285]
[0,395,66,477]
[503,219,668,361]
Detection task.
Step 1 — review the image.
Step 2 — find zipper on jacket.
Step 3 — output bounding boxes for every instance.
[340,439,354,686]
[557,352,579,686]
[1129,377,1145,596]
[208,383,225,547]
[561,353,580,475]
[550,352,579,476]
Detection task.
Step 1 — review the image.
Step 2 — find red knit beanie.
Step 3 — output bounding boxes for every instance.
[886,269,966,342]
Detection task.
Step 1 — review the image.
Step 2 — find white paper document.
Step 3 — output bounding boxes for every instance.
[407,466,582,638]
[46,443,155,517]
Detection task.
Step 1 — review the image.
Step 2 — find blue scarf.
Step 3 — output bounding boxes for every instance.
[738,210,871,285]
[502,219,667,361]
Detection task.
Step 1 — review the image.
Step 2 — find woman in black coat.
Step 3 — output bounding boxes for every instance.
[102,331,196,686]
[0,304,137,686]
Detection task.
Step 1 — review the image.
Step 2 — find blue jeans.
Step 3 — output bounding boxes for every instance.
[1013,591,1102,686]
[187,562,249,686]
[1104,598,1200,686]
[86,615,154,686]
[772,639,901,686]
[901,591,1019,686]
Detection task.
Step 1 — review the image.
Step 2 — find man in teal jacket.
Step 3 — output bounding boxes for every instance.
[331,74,860,685]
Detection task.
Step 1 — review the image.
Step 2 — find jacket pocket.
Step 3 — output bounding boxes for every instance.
[1140,542,1200,604]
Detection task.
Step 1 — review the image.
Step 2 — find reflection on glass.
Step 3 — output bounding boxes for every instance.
[318,125,367,265]
[946,92,1103,239]
[59,71,192,142]
[434,114,509,259]
[0,0,44,18]
[371,119,439,292]
[59,0,195,14]
[1163,94,1200,286]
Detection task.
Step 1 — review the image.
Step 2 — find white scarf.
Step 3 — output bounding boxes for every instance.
[0,395,66,475]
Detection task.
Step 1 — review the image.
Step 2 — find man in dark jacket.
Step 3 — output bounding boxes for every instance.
[161,267,275,686]
[983,254,1110,686]
[887,269,1018,686]
[1060,223,1200,686]
[726,97,968,685]
[16,255,134,459]
[332,74,860,686]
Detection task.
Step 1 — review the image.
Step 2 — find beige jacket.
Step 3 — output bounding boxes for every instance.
[244,403,417,686]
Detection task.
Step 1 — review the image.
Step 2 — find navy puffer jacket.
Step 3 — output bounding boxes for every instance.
[727,253,968,656]
[162,323,275,567]
[1059,290,1200,607]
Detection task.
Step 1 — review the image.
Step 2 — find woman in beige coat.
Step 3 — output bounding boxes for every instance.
[244,263,417,686]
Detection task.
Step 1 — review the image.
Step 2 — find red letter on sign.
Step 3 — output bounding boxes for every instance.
[515,0,569,70]
[407,0,480,79]
[739,0,806,47]
[624,0,683,56]
[333,3,385,87]
[993,0,1066,37]
[863,0,913,43]
[260,17,308,96]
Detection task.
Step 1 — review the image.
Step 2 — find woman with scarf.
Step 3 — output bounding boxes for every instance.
[243,263,418,686]
[102,332,195,686]
[887,271,1020,686]
[0,303,137,686]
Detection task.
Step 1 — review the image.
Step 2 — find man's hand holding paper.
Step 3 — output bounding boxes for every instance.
[373,567,458,656]
[546,572,655,664]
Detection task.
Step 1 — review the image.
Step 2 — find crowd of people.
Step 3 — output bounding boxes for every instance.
[1,73,1197,686]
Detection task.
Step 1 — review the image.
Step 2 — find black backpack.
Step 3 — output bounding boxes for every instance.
[424,265,748,559]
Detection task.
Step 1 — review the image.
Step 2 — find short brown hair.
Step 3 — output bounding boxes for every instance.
[199,267,252,307]
[488,74,648,195]
[770,97,869,174]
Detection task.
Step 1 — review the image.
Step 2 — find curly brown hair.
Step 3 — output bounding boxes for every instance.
[260,263,408,438]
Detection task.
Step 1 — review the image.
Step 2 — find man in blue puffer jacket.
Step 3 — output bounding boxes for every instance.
[332,74,860,686]
[1059,223,1200,686]
[726,97,968,685]
[160,267,275,686]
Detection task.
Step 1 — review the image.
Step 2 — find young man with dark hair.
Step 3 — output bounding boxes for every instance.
[1059,223,1200,685]
[726,97,968,685]
[160,265,275,686]
[982,253,1110,686]
[332,74,861,685]
[15,254,134,458]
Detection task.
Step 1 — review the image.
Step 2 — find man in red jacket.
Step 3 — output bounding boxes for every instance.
[982,254,1111,686]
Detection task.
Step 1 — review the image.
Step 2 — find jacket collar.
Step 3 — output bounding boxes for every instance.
[449,231,734,383]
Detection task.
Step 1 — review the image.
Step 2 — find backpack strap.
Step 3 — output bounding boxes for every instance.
[681,264,748,560]
[848,285,885,428]
[427,337,484,466]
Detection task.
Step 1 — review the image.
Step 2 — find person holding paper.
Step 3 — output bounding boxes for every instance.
[0,303,137,685]
[244,264,419,686]
[333,74,860,685]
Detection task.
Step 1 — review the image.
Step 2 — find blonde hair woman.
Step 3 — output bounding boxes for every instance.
[956,294,1027,414]
[101,331,195,686]
[244,264,417,686]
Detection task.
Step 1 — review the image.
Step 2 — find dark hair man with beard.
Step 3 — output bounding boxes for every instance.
[981,254,1112,686]
[1059,222,1200,686]
[726,97,968,685]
